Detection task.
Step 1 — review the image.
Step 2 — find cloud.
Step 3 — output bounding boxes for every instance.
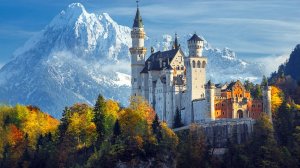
[101,0,300,58]
[254,54,290,76]
[102,61,130,75]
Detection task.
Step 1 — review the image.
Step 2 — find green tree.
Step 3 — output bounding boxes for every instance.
[274,102,293,146]
[244,80,254,92]
[173,107,183,128]
[93,94,106,145]
[113,120,121,137]
[152,114,162,142]
[261,75,268,86]
[252,84,262,99]
[58,107,71,142]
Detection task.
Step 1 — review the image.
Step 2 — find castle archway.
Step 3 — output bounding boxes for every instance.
[237,110,243,118]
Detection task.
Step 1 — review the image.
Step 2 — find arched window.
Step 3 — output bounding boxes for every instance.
[181,66,184,70]
[197,61,201,68]
[192,60,196,68]
[176,66,180,70]
[202,61,206,68]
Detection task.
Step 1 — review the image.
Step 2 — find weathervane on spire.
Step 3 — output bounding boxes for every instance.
[136,0,139,8]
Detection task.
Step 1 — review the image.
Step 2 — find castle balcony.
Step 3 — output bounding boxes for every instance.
[130,47,147,55]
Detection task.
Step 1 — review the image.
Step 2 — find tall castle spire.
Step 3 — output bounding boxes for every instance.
[173,33,179,49]
[133,0,143,28]
[130,1,147,97]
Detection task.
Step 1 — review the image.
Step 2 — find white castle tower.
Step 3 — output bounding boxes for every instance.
[129,3,147,97]
[184,34,207,123]
[185,34,207,100]
[263,85,272,120]
[206,80,216,120]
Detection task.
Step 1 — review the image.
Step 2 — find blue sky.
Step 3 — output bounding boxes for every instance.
[1,0,300,72]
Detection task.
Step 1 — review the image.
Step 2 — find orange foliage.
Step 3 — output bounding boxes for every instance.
[7,124,23,146]
[271,86,284,113]
[130,96,155,124]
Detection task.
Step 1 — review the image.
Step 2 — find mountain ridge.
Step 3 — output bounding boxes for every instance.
[0,3,264,117]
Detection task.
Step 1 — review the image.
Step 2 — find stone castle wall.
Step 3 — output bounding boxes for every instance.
[174,118,255,148]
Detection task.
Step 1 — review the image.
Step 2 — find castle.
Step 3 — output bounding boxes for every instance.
[130,5,272,127]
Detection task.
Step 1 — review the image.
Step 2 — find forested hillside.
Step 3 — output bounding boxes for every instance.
[1,43,300,167]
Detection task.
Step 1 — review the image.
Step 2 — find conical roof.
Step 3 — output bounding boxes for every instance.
[188,33,204,42]
[133,7,143,28]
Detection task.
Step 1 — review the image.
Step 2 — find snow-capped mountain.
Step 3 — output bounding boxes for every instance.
[0,3,263,118]
[0,3,132,117]
[152,34,263,82]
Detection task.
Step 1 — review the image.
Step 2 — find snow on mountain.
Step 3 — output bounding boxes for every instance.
[0,3,264,118]
[151,34,264,83]
[0,3,131,118]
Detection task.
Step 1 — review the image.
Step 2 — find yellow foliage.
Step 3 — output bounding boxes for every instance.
[130,96,155,125]
[271,86,284,113]
[67,103,97,149]
[21,107,59,148]
[0,105,59,152]
[103,100,119,136]
[160,122,179,148]
[119,108,147,137]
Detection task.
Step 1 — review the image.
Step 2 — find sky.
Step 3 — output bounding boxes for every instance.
[0,0,300,73]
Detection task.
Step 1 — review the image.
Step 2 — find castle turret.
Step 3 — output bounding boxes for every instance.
[188,33,204,57]
[165,68,174,127]
[184,33,207,123]
[206,80,216,120]
[130,2,147,97]
[263,85,272,120]
[185,33,207,101]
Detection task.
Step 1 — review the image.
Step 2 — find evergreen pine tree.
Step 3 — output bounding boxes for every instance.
[19,134,31,167]
[173,107,183,128]
[152,114,162,142]
[113,119,121,137]
[58,107,71,142]
[275,101,294,146]
[93,94,106,145]
[261,75,268,86]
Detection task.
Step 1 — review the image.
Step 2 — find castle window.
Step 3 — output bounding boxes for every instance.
[202,61,206,68]
[177,66,180,70]
[240,94,242,97]
[197,61,201,68]
[222,112,225,115]
[192,61,196,68]
[181,66,184,70]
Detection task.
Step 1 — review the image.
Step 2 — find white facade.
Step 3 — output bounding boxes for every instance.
[130,6,272,127]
